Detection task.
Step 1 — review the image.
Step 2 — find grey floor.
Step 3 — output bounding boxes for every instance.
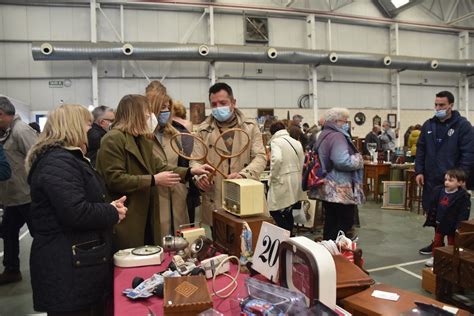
[1,200,472,316]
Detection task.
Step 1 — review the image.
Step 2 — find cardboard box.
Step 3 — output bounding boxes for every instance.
[422,267,436,294]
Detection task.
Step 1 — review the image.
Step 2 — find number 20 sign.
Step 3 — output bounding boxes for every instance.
[252,222,290,282]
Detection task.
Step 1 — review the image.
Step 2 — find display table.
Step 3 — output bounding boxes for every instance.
[364,162,391,202]
[114,253,374,315]
[113,254,251,316]
[341,284,470,316]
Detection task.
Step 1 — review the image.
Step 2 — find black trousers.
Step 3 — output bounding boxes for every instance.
[270,204,296,236]
[322,201,355,241]
[47,301,105,316]
[2,203,32,272]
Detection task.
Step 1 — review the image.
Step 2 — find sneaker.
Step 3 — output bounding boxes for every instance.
[419,242,433,255]
[0,270,22,285]
[425,257,434,267]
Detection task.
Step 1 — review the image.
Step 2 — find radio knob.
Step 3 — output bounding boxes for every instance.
[233,205,237,211]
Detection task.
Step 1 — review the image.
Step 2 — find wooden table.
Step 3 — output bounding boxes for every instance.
[341,283,470,316]
[364,162,391,202]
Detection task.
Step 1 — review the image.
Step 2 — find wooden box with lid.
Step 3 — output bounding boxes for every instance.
[163,275,213,316]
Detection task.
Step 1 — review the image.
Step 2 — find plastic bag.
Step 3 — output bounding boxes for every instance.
[292,200,311,225]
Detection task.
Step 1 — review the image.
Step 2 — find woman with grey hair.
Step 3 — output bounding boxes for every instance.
[308,107,364,240]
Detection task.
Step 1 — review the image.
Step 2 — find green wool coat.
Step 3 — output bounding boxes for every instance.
[96,129,188,249]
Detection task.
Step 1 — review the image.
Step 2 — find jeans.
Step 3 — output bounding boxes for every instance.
[2,203,32,272]
[322,201,355,241]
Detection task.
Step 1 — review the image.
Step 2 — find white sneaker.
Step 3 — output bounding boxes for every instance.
[425,257,434,267]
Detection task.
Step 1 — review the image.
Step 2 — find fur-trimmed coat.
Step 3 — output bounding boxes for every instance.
[26,141,118,312]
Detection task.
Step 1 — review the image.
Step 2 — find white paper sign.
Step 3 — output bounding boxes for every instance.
[251,221,290,282]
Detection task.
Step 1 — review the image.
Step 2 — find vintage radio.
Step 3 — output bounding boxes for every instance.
[222,179,264,217]
[212,209,273,257]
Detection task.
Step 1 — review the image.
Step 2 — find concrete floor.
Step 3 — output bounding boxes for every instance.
[0,200,472,316]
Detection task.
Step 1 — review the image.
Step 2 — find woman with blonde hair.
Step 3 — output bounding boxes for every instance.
[148,92,190,237]
[96,94,212,249]
[26,104,127,315]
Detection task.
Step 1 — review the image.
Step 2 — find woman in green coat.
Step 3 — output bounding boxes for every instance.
[96,95,211,249]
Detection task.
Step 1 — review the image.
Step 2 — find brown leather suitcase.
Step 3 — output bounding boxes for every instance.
[459,219,474,233]
[212,209,274,257]
[333,254,375,299]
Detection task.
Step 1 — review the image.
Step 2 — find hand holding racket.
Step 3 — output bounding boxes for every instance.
[170,128,250,183]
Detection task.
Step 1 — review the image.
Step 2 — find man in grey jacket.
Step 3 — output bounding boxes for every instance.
[379,120,396,152]
[0,97,38,285]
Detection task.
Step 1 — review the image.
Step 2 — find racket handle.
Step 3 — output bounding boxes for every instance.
[208,169,227,183]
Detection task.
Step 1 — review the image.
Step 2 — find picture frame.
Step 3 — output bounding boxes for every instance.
[387,114,397,128]
[190,102,205,125]
[373,115,381,127]
[381,181,406,210]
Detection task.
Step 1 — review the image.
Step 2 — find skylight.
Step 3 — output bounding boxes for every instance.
[391,0,409,8]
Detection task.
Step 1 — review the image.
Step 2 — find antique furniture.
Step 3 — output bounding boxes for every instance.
[363,162,391,202]
[341,283,470,316]
[404,169,423,213]
[433,219,474,312]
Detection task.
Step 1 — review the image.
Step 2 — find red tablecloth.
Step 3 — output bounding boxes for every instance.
[113,254,253,316]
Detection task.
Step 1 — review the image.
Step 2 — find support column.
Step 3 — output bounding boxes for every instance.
[458,30,470,119]
[90,0,99,107]
[208,6,216,86]
[306,14,318,123]
[390,23,400,147]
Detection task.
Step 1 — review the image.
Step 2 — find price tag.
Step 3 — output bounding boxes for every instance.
[251,222,290,282]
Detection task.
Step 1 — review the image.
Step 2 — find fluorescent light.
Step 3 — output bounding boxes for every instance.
[391,0,409,8]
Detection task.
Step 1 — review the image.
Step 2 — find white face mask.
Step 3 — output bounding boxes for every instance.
[147,114,158,133]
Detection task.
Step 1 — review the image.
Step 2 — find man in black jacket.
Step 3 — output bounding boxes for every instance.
[86,106,114,167]
[415,91,474,255]
[363,125,381,156]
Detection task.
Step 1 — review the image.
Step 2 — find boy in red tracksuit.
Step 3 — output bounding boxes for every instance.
[423,169,471,267]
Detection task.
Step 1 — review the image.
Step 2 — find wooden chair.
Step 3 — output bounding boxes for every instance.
[404,169,423,214]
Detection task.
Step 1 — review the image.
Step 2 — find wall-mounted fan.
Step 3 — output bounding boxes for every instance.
[245,16,269,44]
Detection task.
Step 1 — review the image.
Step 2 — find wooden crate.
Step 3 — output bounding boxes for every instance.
[422,267,436,294]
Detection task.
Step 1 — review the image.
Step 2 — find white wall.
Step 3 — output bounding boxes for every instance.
[0,1,472,127]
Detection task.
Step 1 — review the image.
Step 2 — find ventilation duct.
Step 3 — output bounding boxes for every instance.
[31,42,474,73]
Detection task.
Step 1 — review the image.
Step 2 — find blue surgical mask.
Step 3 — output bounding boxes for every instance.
[342,123,350,132]
[212,106,232,122]
[435,109,447,119]
[158,111,170,126]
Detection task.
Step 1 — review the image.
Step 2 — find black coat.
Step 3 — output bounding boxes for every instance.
[86,123,107,167]
[27,142,118,312]
[415,111,474,208]
[423,185,471,235]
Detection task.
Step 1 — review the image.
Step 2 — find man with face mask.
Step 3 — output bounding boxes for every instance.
[87,105,114,167]
[191,83,267,226]
[416,91,474,255]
